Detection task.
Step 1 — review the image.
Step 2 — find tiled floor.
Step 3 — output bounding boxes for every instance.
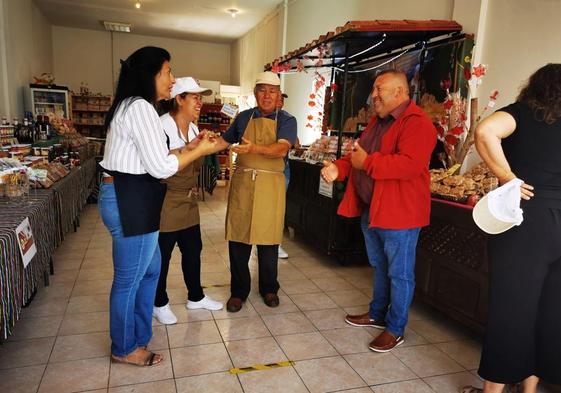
[1,187,560,393]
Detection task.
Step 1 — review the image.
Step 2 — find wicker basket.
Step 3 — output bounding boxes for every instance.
[4,176,29,198]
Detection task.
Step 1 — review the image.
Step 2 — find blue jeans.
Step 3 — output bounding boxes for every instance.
[360,211,421,337]
[98,183,161,356]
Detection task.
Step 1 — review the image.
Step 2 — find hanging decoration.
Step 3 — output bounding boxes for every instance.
[436,63,498,166]
[271,60,292,74]
[304,72,327,134]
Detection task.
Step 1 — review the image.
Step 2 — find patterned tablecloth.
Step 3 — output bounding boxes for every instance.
[0,158,96,341]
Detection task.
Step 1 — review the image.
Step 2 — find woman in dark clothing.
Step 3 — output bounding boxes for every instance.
[465,64,561,392]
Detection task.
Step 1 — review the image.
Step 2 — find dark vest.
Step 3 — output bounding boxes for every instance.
[102,169,167,237]
[100,102,170,237]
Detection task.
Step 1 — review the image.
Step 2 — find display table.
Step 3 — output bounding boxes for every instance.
[286,159,367,264]
[415,198,489,334]
[0,157,96,341]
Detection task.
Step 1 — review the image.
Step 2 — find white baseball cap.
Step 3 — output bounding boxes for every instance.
[171,77,212,98]
[472,178,524,234]
[255,71,281,86]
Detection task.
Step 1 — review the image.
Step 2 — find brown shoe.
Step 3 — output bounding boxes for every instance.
[345,312,386,329]
[226,297,243,313]
[262,293,279,308]
[368,330,404,353]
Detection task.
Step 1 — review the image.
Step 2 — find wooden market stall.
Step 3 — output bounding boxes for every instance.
[266,20,489,333]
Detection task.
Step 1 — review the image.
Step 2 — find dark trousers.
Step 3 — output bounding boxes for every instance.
[479,204,561,385]
[154,225,204,307]
[228,241,279,300]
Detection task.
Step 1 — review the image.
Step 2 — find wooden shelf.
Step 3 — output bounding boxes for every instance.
[72,109,109,113]
[198,122,229,127]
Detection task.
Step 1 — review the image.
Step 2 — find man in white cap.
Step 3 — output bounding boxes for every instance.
[208,71,297,312]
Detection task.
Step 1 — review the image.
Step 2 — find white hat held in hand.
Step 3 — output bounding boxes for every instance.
[255,71,281,86]
[171,77,212,98]
[473,178,524,234]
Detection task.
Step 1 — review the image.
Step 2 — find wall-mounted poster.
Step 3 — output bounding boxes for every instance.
[15,217,36,268]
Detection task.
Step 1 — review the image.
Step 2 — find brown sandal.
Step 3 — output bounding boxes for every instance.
[111,348,163,367]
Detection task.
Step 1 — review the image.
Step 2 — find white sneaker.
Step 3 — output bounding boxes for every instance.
[186,295,223,311]
[152,303,177,325]
[278,245,288,259]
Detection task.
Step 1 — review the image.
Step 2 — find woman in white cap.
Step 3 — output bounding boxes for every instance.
[463,64,561,392]
[152,77,223,325]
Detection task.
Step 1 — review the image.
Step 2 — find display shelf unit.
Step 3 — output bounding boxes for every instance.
[197,103,232,181]
[71,95,112,138]
[27,84,70,118]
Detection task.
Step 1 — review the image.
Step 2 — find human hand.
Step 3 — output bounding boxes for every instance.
[231,137,254,155]
[520,182,534,200]
[194,134,217,155]
[185,132,204,150]
[350,142,367,170]
[320,160,339,183]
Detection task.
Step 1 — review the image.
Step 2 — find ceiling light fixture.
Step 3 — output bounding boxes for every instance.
[227,8,239,18]
[103,21,132,33]
[135,1,141,9]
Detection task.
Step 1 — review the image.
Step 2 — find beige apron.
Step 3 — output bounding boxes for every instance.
[225,112,286,245]
[160,156,203,233]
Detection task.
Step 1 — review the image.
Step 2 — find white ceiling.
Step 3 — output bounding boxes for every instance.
[34,0,283,43]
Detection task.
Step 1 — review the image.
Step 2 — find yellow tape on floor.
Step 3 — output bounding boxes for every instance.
[229,360,295,374]
[201,284,230,288]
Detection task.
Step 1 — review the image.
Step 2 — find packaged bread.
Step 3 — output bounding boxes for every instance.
[442,175,464,186]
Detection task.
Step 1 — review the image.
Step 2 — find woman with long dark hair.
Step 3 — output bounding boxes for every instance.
[463,64,561,392]
[99,46,216,366]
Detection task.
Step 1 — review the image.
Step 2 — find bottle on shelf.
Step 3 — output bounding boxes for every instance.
[13,118,20,141]
[27,117,36,143]
[36,115,47,141]
[44,116,51,139]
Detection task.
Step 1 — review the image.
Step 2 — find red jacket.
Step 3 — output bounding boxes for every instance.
[334,101,436,229]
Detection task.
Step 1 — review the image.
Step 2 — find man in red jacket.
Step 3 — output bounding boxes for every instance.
[321,70,436,352]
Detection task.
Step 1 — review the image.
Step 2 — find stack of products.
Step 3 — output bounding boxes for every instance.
[302,135,355,163]
[430,162,499,205]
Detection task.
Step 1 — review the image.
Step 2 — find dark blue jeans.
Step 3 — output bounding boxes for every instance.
[360,211,421,337]
[98,183,161,356]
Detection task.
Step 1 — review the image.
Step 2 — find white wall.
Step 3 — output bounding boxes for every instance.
[0,0,53,118]
[113,32,231,88]
[230,39,241,86]
[236,8,283,94]
[52,27,112,96]
[52,26,232,96]
[478,0,561,110]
